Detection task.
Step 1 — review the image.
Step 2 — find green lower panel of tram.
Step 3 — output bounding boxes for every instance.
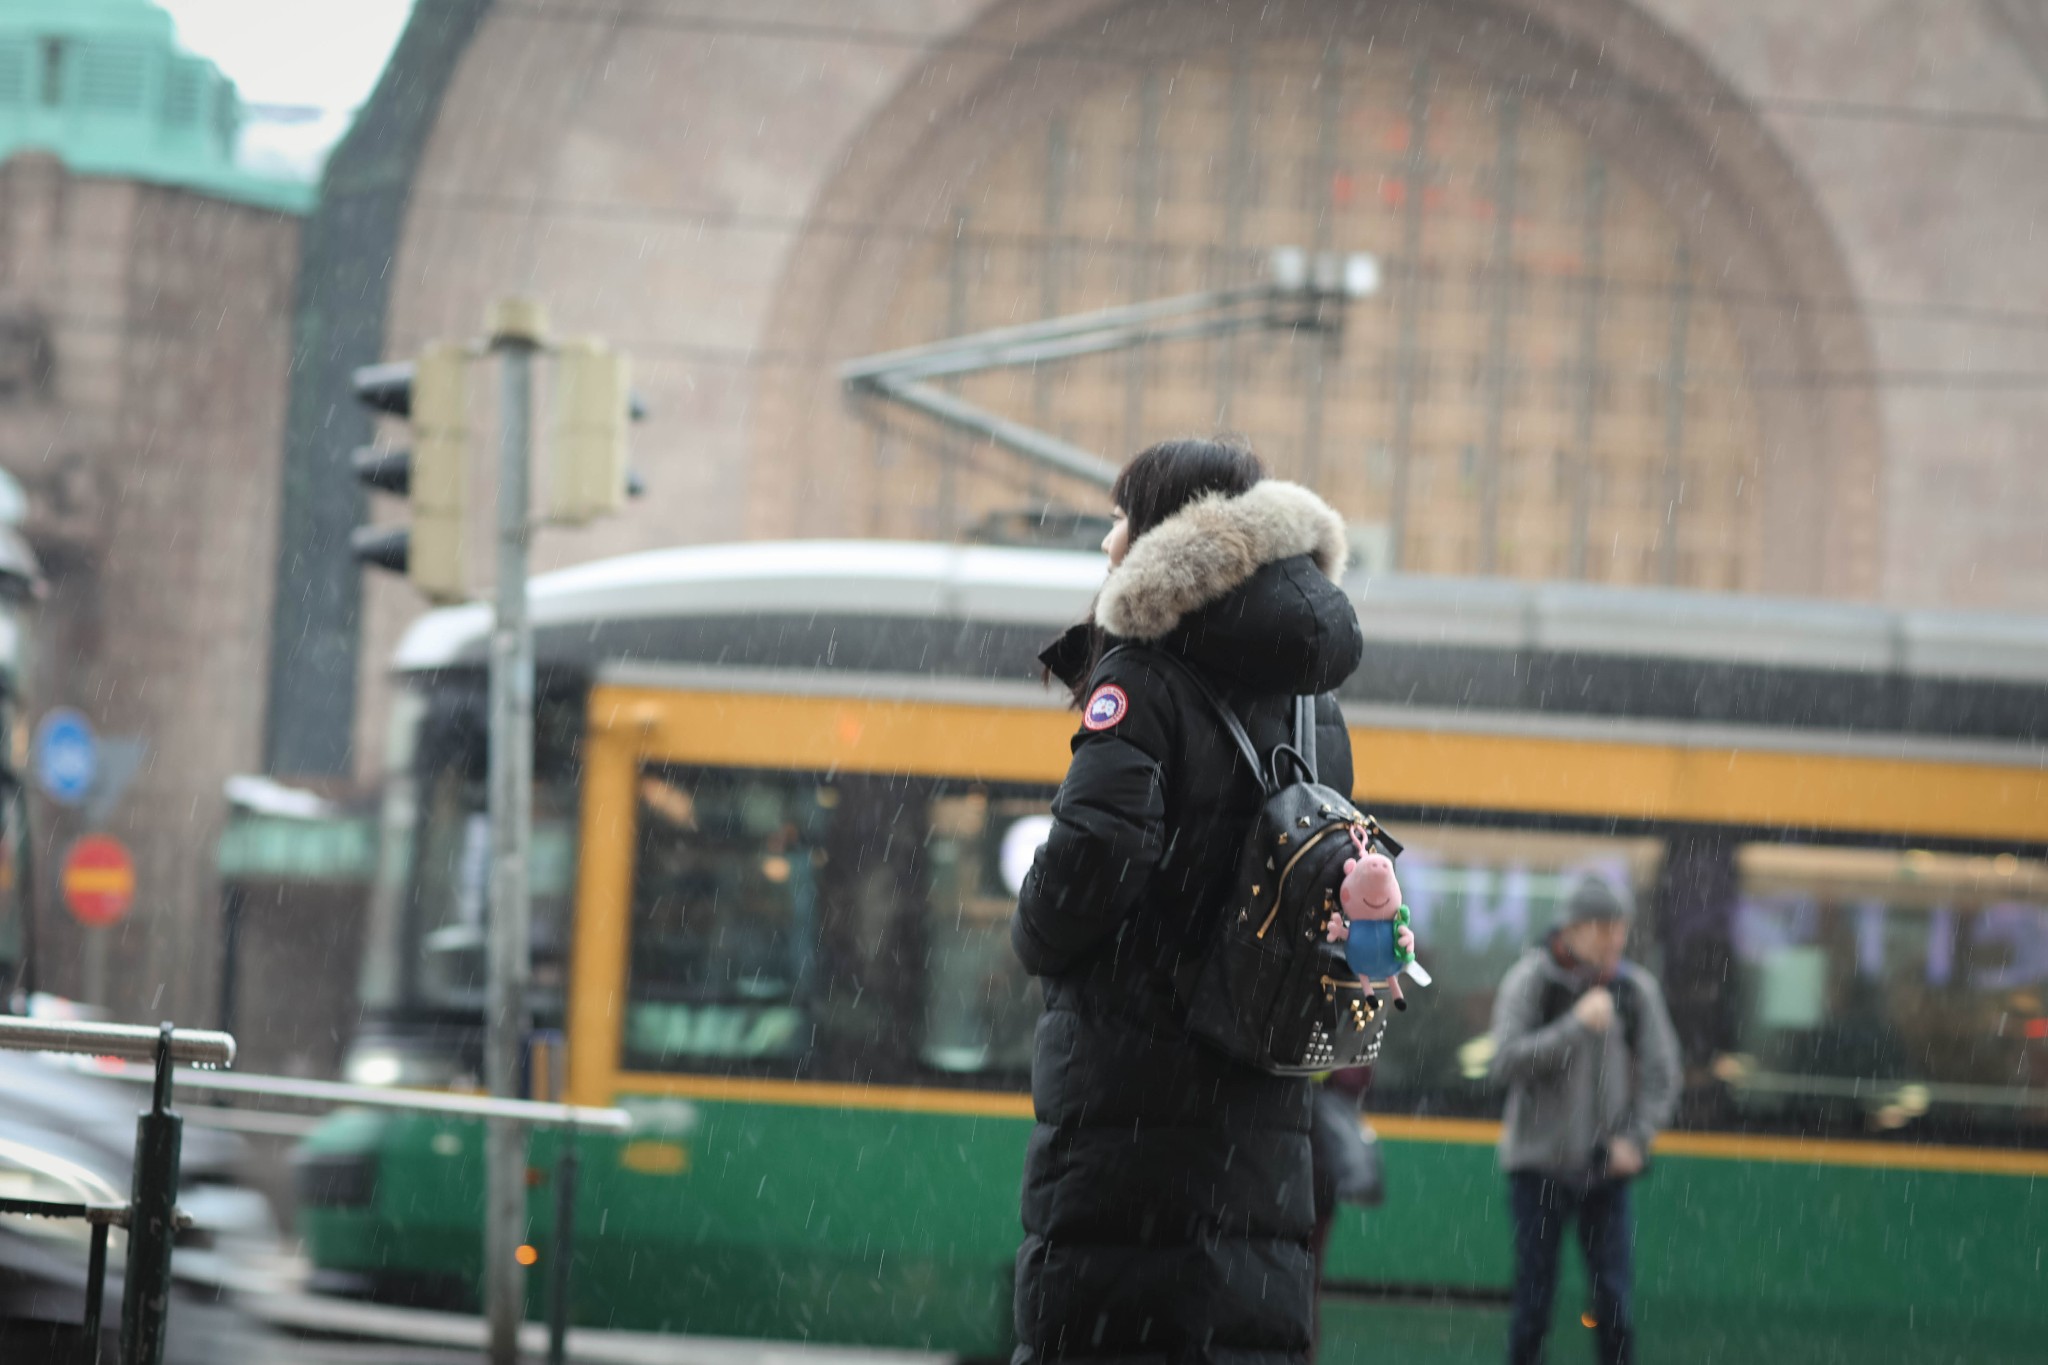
[297,1099,2048,1360]
[297,1096,1025,1350]
[1320,1135,2048,1364]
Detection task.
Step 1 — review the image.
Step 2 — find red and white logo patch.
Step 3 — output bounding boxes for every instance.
[1082,684,1129,731]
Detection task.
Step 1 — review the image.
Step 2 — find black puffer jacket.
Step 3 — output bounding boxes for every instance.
[1011,482,1365,1365]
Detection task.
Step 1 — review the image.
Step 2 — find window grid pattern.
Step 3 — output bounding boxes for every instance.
[865,39,1764,590]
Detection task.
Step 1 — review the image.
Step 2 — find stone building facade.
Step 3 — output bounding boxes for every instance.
[0,0,304,1028]
[271,0,2048,783]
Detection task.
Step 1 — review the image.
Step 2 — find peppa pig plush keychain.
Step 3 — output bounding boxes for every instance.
[1325,826,1434,1009]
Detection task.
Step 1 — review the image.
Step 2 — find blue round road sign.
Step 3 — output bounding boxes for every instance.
[33,708,98,807]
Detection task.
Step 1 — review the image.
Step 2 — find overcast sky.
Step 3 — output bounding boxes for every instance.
[155,0,416,111]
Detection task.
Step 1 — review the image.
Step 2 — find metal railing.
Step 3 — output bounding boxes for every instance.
[3,1016,632,1365]
[99,1053,631,1365]
[0,1017,234,1365]
[0,1020,235,1066]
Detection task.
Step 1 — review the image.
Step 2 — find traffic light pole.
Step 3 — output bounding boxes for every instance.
[348,298,637,1365]
[485,300,543,1365]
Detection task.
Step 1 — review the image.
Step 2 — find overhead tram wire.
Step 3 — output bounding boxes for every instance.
[490,1,2048,138]
[608,334,2048,394]
[418,188,2048,341]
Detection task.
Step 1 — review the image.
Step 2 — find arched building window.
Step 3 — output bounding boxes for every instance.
[751,1,1881,595]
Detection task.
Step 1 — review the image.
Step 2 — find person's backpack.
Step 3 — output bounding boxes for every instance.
[1119,646,1396,1076]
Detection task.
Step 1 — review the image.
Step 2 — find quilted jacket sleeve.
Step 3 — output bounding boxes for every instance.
[1011,655,1175,978]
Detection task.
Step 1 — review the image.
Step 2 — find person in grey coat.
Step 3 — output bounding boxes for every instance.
[1488,875,1681,1365]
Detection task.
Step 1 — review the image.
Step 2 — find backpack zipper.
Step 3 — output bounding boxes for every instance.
[1255,821,1356,939]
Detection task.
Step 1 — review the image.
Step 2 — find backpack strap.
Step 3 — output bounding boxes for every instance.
[1264,696,1318,789]
[1614,970,1645,1059]
[1103,645,1273,796]
[1294,695,1319,783]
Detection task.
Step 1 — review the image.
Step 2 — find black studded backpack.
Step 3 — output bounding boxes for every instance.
[1127,647,1400,1076]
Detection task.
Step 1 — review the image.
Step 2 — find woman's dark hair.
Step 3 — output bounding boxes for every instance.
[1112,438,1265,544]
[1050,437,1266,704]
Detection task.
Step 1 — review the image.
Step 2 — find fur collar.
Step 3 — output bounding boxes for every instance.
[1095,480,1349,641]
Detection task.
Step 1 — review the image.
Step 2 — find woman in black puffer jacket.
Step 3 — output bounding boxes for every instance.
[1011,439,1365,1364]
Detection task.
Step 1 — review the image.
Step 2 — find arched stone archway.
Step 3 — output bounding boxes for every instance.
[748,0,1883,596]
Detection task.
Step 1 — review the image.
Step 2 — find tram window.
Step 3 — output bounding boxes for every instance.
[1364,827,1665,1111]
[807,775,930,1078]
[621,767,1052,1084]
[1722,844,2048,1134]
[921,792,1048,1078]
[387,686,581,1015]
[623,768,824,1071]
[358,688,425,1012]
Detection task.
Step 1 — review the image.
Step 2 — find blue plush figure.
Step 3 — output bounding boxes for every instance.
[1324,831,1433,1009]
[1343,915,1408,984]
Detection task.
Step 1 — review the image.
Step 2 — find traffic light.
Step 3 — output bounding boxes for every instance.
[548,340,632,524]
[349,342,470,602]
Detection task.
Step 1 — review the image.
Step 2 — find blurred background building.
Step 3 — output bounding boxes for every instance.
[0,0,305,1029]
[7,0,2046,1035]
[271,0,2048,798]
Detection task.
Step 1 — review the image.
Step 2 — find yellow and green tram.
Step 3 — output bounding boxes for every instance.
[295,541,2048,1361]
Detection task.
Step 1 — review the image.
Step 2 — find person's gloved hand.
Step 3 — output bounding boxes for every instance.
[1606,1135,1644,1177]
[1572,986,1615,1033]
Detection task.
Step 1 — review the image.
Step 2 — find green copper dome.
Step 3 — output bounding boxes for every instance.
[0,0,310,213]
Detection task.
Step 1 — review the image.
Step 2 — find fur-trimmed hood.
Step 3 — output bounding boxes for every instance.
[1096,480,1349,640]
[1039,479,1362,698]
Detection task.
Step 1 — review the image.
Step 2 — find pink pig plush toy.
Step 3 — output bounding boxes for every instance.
[1325,827,1433,1009]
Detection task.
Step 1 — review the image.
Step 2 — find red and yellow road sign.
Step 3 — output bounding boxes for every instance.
[62,835,135,928]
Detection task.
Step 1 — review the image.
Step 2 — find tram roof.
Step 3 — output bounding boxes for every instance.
[392,539,2048,686]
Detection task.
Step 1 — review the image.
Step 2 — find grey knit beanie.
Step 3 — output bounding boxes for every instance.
[1562,875,1634,925]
